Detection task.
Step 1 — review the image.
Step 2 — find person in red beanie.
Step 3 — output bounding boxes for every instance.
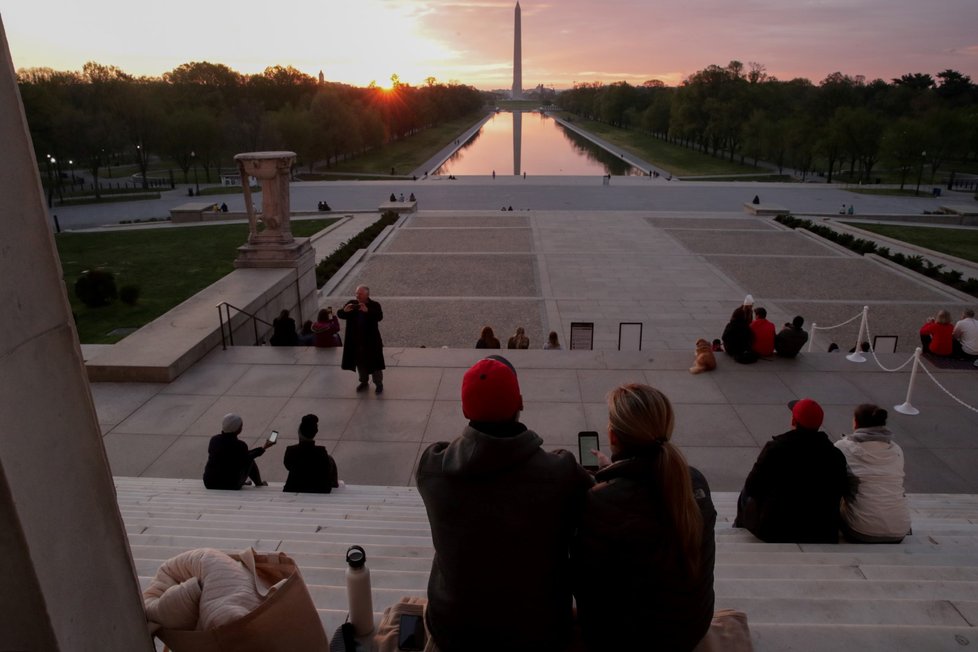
[416,355,592,652]
[733,398,850,543]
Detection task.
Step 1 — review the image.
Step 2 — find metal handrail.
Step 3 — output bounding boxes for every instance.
[216,301,274,349]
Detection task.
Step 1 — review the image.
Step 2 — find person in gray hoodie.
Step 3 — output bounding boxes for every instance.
[834,404,911,542]
[416,355,592,652]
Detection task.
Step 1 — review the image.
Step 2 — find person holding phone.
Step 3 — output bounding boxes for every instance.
[337,286,385,394]
[312,307,341,348]
[203,413,275,490]
[572,384,716,651]
[283,414,339,494]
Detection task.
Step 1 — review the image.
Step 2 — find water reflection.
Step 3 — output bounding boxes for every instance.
[434,111,642,176]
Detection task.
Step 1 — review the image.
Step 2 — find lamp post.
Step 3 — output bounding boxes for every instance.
[44,154,55,207]
[51,156,63,202]
[191,150,200,195]
[68,159,74,192]
[915,150,926,196]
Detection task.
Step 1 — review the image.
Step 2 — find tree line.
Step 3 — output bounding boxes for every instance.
[17,62,486,196]
[557,62,978,184]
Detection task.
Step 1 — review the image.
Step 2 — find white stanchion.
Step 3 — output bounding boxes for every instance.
[846,306,869,363]
[894,347,922,416]
[808,322,817,352]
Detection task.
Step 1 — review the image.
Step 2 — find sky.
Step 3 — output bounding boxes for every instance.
[3,0,978,89]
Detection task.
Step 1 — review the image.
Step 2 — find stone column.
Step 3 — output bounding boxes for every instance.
[0,17,153,650]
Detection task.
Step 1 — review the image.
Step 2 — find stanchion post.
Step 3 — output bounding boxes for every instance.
[846,306,869,363]
[894,347,922,416]
[808,323,816,352]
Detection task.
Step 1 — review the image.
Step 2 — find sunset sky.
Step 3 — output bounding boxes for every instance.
[4,0,977,89]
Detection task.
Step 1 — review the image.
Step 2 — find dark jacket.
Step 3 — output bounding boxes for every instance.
[283,440,339,493]
[337,298,385,372]
[572,454,716,652]
[416,422,593,652]
[735,428,849,543]
[721,319,753,358]
[775,325,809,358]
[270,317,298,346]
[202,433,265,490]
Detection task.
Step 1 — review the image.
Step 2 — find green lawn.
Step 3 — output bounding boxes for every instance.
[57,219,337,344]
[327,112,488,175]
[554,113,760,177]
[842,222,978,264]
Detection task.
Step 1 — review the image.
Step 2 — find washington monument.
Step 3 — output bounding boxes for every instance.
[512,1,522,99]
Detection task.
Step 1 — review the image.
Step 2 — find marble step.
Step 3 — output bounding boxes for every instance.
[748,624,977,652]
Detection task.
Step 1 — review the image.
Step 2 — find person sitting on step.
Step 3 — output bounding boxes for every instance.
[203,414,274,490]
[835,404,911,543]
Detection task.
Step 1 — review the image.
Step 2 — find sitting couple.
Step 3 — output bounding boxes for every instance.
[203,413,339,494]
[416,355,716,651]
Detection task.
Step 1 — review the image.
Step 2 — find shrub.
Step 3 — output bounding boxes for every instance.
[119,284,141,306]
[775,214,978,298]
[74,268,117,307]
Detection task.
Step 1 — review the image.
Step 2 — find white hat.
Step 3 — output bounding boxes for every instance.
[222,413,243,433]
[743,294,754,305]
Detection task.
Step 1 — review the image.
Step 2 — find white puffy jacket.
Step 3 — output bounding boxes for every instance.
[835,428,911,539]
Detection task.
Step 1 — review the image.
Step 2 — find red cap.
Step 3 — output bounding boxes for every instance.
[788,398,824,430]
[461,357,523,422]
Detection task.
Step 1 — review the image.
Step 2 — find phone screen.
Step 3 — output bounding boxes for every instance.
[578,431,600,470]
[268,430,278,444]
[398,614,426,651]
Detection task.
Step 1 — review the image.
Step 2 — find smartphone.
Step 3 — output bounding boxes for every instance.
[397,614,426,651]
[578,431,600,471]
[267,430,278,445]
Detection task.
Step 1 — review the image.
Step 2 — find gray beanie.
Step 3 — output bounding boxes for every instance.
[222,413,243,434]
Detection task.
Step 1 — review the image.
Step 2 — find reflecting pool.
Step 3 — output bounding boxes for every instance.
[434,111,643,176]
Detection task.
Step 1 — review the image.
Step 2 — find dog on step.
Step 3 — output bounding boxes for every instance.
[689,338,717,374]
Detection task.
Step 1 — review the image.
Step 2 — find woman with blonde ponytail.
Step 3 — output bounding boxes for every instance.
[572,384,716,651]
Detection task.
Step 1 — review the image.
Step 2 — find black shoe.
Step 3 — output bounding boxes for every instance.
[356,382,369,392]
[375,384,384,394]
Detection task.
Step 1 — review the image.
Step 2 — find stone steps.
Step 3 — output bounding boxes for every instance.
[118,478,978,651]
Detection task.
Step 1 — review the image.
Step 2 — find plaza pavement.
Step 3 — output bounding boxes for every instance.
[89,202,978,495]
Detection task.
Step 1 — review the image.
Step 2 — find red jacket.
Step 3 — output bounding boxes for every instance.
[750,318,776,357]
[920,321,953,356]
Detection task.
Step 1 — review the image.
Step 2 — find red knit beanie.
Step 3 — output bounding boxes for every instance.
[461,356,523,422]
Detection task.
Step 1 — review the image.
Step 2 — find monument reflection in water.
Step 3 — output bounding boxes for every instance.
[434,111,643,176]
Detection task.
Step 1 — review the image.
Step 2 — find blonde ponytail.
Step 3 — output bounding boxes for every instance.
[608,384,703,577]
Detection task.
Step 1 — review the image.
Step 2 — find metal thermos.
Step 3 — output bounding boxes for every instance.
[345,545,374,637]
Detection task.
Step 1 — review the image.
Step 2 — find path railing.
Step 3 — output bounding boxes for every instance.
[216,302,273,349]
[807,305,976,416]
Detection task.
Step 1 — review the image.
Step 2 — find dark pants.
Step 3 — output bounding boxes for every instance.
[357,366,383,386]
[239,459,263,487]
[952,339,978,360]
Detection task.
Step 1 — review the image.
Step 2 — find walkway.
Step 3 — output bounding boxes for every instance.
[91,210,978,494]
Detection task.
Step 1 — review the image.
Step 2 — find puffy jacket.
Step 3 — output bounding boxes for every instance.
[835,427,911,540]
